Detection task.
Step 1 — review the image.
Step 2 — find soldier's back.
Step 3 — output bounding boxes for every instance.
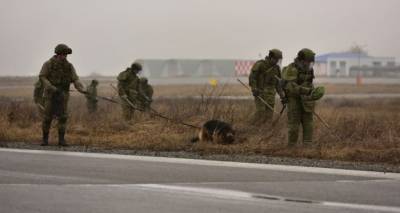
[118,69,135,81]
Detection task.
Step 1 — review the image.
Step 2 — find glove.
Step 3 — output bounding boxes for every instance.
[252,89,260,97]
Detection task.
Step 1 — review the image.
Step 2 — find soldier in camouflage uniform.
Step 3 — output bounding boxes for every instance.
[282,48,321,146]
[33,79,45,114]
[249,49,285,124]
[138,77,153,111]
[117,62,142,121]
[85,79,99,113]
[39,44,85,146]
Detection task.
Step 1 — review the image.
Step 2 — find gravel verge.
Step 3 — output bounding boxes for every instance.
[1,141,399,173]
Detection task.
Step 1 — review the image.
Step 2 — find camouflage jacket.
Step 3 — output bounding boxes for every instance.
[282,61,315,111]
[117,68,140,97]
[249,58,283,97]
[39,56,84,96]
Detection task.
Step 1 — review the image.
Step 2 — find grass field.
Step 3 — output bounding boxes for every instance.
[0,80,399,165]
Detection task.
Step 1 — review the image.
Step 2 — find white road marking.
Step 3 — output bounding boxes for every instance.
[336,179,396,183]
[136,184,256,201]
[134,184,400,212]
[2,182,400,212]
[0,169,113,183]
[1,148,399,180]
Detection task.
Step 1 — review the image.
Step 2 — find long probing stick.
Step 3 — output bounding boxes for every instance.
[36,103,45,111]
[110,84,200,129]
[270,75,288,126]
[313,109,343,141]
[133,91,163,116]
[237,79,279,115]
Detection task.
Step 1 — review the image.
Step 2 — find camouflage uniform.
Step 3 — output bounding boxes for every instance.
[249,49,284,124]
[85,80,98,113]
[138,77,153,111]
[39,44,84,146]
[33,80,45,114]
[282,48,316,146]
[117,62,142,121]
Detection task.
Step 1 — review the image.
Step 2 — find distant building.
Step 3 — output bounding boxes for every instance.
[349,65,400,77]
[136,59,256,78]
[314,52,396,77]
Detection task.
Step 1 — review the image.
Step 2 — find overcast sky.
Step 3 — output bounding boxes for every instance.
[0,0,399,76]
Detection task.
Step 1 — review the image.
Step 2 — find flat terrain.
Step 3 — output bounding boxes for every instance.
[1,77,400,167]
[1,148,400,213]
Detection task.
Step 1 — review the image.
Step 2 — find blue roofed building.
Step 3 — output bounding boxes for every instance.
[314,52,396,77]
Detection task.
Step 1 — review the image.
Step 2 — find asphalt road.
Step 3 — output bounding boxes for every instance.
[1,148,399,213]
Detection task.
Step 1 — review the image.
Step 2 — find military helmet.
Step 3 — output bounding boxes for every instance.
[131,62,142,71]
[268,49,283,59]
[139,77,148,84]
[310,86,325,100]
[297,48,315,62]
[91,79,99,85]
[54,44,72,55]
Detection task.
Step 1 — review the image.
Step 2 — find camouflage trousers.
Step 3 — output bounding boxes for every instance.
[287,97,313,146]
[121,97,138,121]
[42,92,69,134]
[252,91,275,124]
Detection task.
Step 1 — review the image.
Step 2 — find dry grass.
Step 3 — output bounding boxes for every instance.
[1,87,400,165]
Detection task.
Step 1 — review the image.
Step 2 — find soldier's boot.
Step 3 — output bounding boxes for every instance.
[58,131,68,147]
[41,131,49,146]
[41,117,52,146]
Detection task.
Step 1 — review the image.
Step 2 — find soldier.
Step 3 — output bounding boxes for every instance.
[85,79,99,113]
[39,44,85,146]
[117,62,142,121]
[249,49,285,124]
[281,48,324,146]
[138,77,153,111]
[33,79,45,114]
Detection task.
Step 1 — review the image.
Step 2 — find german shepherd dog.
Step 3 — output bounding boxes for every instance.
[191,120,235,144]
